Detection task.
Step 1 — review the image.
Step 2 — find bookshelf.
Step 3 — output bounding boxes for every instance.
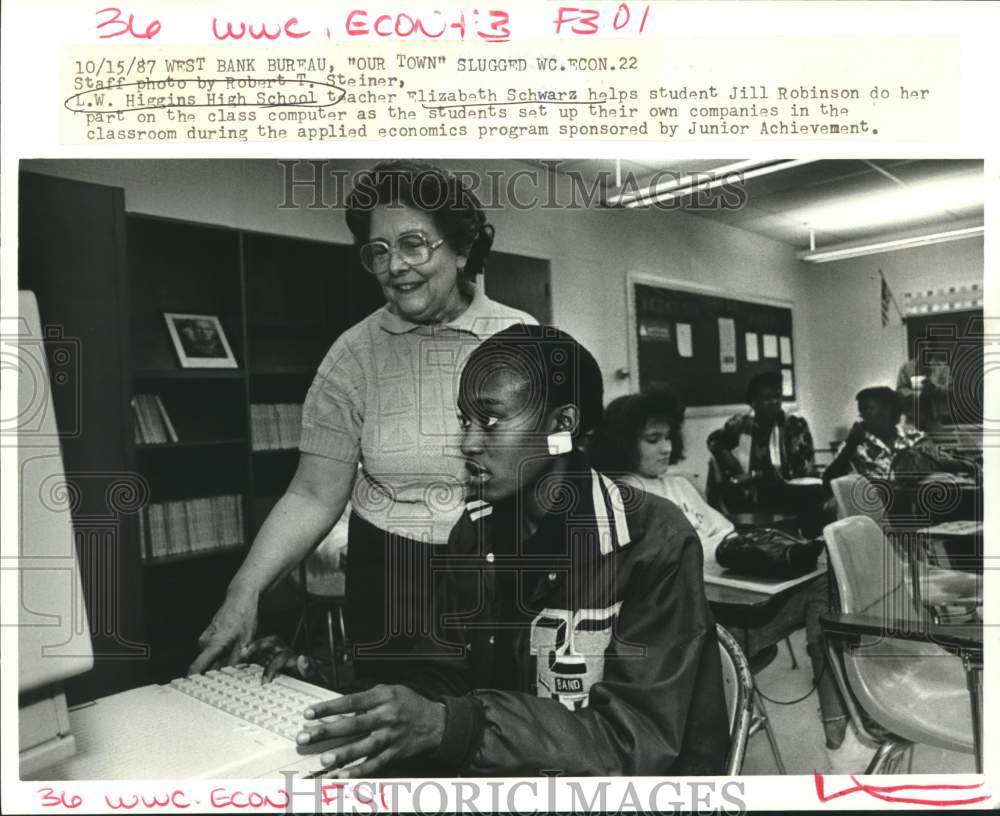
[19,170,382,690]
[123,214,376,681]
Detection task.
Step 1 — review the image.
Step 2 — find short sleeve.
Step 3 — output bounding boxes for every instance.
[299,335,367,463]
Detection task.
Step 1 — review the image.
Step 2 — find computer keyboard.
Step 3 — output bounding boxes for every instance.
[170,664,331,741]
[27,663,354,779]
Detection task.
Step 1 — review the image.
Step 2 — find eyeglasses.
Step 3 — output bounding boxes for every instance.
[359,232,448,275]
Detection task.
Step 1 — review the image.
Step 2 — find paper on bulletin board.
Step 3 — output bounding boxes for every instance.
[718,318,737,373]
[676,323,693,357]
[745,332,759,362]
[639,319,672,343]
[780,336,793,364]
[782,368,794,397]
[762,334,779,358]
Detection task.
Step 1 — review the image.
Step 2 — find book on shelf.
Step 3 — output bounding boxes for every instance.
[131,397,150,444]
[132,393,179,444]
[138,494,244,562]
[154,394,179,442]
[138,504,148,559]
[251,403,302,451]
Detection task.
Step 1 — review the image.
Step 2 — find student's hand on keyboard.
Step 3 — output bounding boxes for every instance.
[189,588,259,675]
[242,634,323,685]
[297,685,446,778]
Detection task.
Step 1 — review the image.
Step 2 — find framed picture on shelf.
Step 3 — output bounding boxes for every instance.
[163,312,238,369]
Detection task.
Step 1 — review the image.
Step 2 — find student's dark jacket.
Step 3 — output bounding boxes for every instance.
[394,459,730,777]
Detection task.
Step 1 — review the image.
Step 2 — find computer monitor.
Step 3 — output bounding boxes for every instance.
[15,291,94,776]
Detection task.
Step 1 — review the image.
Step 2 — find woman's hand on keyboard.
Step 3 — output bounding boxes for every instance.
[299,685,446,778]
[242,634,324,685]
[189,588,259,675]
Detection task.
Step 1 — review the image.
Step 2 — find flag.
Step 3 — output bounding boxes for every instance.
[880,275,891,327]
[879,270,901,327]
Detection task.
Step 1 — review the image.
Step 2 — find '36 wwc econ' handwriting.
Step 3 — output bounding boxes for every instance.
[95,5,652,42]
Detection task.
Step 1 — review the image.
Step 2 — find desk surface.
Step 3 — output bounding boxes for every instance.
[706,569,826,659]
[704,567,824,607]
[880,473,982,529]
[704,582,773,608]
[887,473,980,490]
[918,520,983,537]
[726,511,800,528]
[703,552,826,599]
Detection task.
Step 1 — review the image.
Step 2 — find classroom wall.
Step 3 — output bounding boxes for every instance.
[801,238,985,449]
[21,158,816,485]
[498,171,815,488]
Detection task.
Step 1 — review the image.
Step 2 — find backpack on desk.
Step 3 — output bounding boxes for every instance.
[715,527,824,580]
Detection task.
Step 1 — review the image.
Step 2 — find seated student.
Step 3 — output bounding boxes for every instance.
[896,355,952,431]
[588,387,734,559]
[707,371,826,535]
[823,386,975,485]
[246,326,729,777]
[589,387,849,751]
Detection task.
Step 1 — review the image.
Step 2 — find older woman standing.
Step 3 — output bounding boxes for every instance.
[191,161,534,678]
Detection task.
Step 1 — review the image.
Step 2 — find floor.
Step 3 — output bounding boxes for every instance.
[740,627,975,775]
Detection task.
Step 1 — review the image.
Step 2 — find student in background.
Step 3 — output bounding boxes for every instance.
[588,387,733,560]
[823,386,974,485]
[896,356,952,430]
[589,387,849,752]
[707,371,826,536]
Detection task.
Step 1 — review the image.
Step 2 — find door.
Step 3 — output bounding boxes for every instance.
[483,251,552,325]
[905,309,983,426]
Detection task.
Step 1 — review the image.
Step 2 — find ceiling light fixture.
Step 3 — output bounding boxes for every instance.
[788,169,983,235]
[606,159,815,208]
[798,224,984,263]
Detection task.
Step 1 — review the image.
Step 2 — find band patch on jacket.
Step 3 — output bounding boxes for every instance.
[529,604,622,711]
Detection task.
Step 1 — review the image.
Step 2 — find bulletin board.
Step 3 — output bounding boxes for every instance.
[626,274,796,410]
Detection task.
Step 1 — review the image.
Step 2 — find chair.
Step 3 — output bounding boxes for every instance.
[706,455,756,515]
[829,473,888,524]
[820,516,983,773]
[289,511,351,687]
[716,624,753,775]
[717,625,789,774]
[705,457,728,514]
[829,476,980,623]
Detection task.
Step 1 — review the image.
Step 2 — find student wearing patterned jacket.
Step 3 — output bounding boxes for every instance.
[707,370,828,536]
[823,386,976,484]
[281,325,729,777]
